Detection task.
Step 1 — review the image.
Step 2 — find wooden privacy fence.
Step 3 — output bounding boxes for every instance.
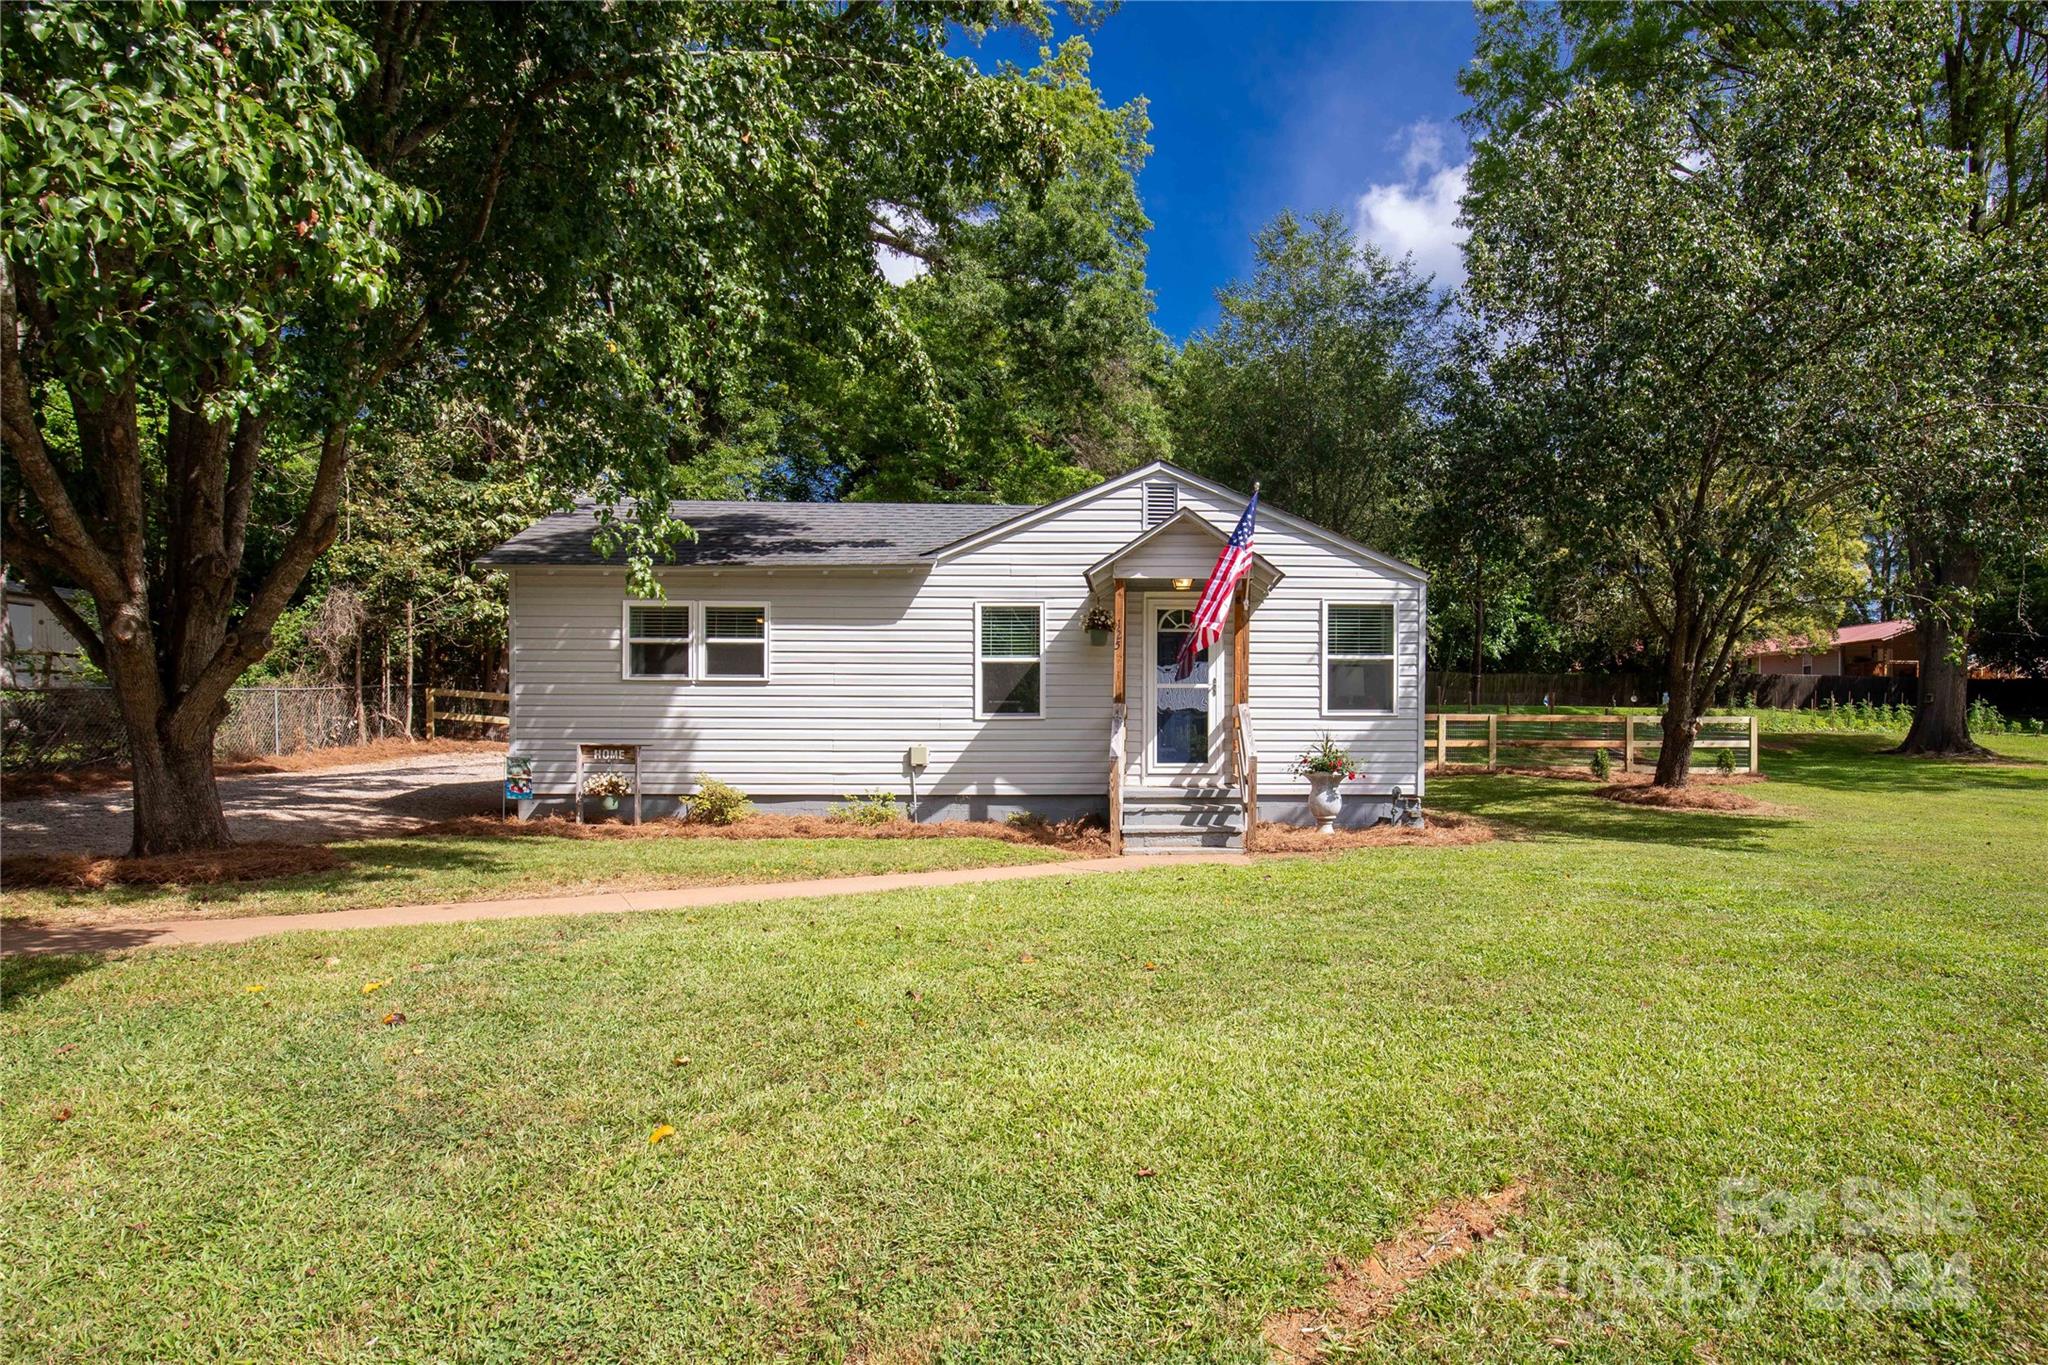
[1426,713,1760,774]
[425,688,509,738]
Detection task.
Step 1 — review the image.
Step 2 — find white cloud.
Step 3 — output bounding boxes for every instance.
[1356,121,1469,291]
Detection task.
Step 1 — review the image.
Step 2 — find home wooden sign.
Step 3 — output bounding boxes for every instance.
[575,742,643,825]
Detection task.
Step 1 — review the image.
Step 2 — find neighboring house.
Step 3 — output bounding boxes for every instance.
[1746,620,1919,678]
[2,580,85,687]
[480,461,1428,849]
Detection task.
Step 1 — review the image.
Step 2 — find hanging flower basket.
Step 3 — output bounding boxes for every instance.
[1084,603,1115,646]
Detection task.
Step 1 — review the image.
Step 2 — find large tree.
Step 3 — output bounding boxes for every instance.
[753,37,1170,505]
[2,1,1059,852]
[1462,7,1969,783]
[1465,0,2048,755]
[1169,210,1446,553]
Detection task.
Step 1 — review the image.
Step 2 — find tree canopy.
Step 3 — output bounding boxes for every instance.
[2,0,1068,851]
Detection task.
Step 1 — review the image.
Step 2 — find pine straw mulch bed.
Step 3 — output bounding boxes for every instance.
[416,812,1115,857]
[2,842,346,890]
[1249,809,1495,853]
[0,738,505,801]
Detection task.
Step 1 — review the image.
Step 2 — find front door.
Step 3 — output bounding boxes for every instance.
[1144,596,1226,780]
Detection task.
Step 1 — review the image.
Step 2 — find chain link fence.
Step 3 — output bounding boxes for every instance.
[2,684,432,772]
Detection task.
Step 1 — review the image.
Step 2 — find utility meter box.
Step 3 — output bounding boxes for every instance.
[907,744,929,770]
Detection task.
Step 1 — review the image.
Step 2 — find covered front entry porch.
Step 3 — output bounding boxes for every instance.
[1083,511,1282,854]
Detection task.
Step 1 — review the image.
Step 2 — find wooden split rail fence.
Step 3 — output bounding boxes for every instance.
[424,688,510,739]
[1426,713,1760,775]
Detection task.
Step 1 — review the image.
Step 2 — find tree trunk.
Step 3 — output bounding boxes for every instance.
[404,600,416,738]
[1893,547,1986,756]
[1653,652,1699,787]
[1469,562,1486,707]
[353,633,367,742]
[127,719,233,855]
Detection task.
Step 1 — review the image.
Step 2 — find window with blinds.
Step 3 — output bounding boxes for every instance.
[624,601,692,679]
[703,605,768,679]
[977,603,1043,717]
[1324,602,1395,713]
[1143,480,1179,528]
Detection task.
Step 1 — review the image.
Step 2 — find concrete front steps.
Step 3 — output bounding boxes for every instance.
[1120,787,1245,853]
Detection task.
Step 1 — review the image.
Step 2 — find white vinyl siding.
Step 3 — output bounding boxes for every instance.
[703,603,769,679]
[622,601,692,679]
[506,465,1425,802]
[977,603,1044,718]
[1323,602,1396,714]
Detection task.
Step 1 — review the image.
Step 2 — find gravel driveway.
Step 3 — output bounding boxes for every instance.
[1,753,504,857]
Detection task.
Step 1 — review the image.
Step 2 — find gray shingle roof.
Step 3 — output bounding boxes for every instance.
[476,500,1033,569]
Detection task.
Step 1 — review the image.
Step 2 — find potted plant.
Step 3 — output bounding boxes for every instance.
[1291,734,1356,834]
[582,770,632,813]
[1084,603,1115,646]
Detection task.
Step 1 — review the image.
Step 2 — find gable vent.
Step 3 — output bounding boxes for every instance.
[1142,480,1179,528]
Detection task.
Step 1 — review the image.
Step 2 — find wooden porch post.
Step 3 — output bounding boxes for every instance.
[1110,578,1126,855]
[1232,583,1254,849]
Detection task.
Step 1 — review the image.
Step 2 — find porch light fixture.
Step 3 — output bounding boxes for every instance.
[1171,577,1194,590]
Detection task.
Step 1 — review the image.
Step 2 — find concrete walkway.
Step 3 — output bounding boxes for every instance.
[1,852,1243,957]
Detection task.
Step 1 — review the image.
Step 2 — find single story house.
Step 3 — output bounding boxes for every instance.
[479,461,1428,850]
[1747,620,1918,678]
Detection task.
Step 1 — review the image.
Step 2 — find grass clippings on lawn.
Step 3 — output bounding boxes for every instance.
[1263,1179,1530,1364]
[0,737,503,800]
[1,842,344,890]
[1251,809,1494,852]
[419,811,1111,855]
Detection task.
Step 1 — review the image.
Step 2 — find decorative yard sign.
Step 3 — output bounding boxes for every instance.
[503,756,533,819]
[574,743,643,825]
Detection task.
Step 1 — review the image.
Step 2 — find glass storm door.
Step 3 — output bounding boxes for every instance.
[1148,602,1222,777]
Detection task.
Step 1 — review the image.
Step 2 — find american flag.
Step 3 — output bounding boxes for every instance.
[1174,489,1259,680]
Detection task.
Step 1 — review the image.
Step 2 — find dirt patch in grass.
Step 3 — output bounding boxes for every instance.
[1263,1180,1529,1363]
[1251,809,1494,853]
[1,738,504,800]
[1,842,345,890]
[1593,783,1768,812]
[417,811,1110,856]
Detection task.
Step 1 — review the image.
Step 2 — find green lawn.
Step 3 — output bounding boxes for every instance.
[0,833,1072,923]
[5,734,2045,1362]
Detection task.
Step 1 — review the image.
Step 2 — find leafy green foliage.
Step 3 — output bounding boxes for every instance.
[1461,6,1974,776]
[1170,210,1445,552]
[686,775,753,827]
[755,39,1169,505]
[829,789,902,826]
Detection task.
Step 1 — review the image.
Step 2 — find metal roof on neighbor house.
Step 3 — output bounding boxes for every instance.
[476,500,1034,569]
[1748,619,1916,655]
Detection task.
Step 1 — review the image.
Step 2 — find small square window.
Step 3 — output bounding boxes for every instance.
[704,605,768,679]
[624,602,692,679]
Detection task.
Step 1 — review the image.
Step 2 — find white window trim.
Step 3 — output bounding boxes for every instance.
[700,600,772,682]
[621,598,695,682]
[1321,597,1398,716]
[974,600,1047,721]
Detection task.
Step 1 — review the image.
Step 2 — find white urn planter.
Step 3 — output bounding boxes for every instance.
[1306,772,1344,834]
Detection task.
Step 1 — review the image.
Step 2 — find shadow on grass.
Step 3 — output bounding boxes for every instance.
[1428,773,1793,851]
[1,950,109,1005]
[14,836,534,917]
[1759,732,2047,796]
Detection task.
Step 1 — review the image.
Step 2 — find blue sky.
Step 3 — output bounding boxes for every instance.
[954,2,1481,340]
